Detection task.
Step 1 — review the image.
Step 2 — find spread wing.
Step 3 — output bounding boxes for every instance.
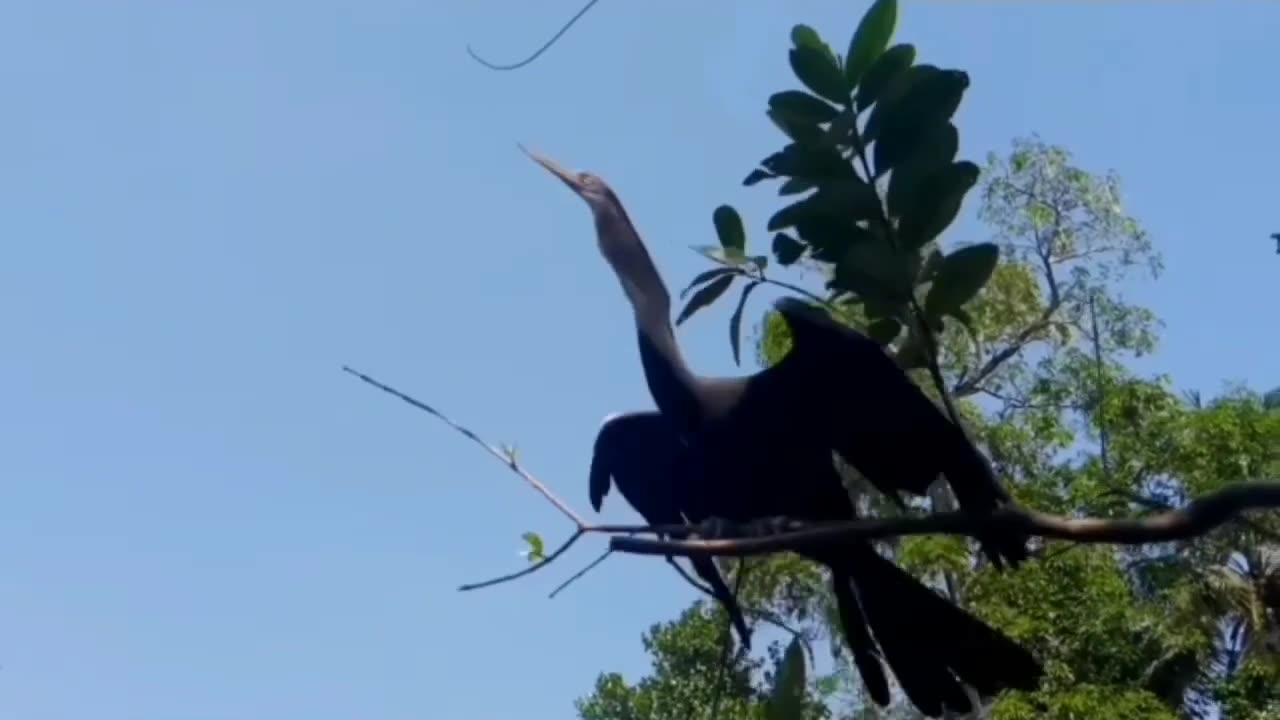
[589,410,685,517]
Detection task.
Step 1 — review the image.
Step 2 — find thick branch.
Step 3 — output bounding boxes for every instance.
[610,483,1280,558]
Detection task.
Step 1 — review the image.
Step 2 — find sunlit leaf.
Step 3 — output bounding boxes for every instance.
[521,531,546,564]
[692,244,750,267]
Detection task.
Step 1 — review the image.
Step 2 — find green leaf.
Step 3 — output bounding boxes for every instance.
[679,267,739,300]
[862,63,937,143]
[761,143,851,182]
[743,168,775,186]
[676,274,735,326]
[766,180,879,233]
[790,24,822,50]
[769,90,840,125]
[767,109,824,144]
[924,242,1000,319]
[521,531,546,564]
[778,177,815,196]
[870,69,969,176]
[772,233,806,266]
[713,204,747,252]
[832,235,912,303]
[789,46,848,106]
[855,43,915,112]
[766,637,807,720]
[821,107,860,148]
[800,221,875,263]
[866,316,902,345]
[789,24,840,69]
[896,160,981,251]
[729,281,761,366]
[886,122,959,218]
[845,0,897,89]
[692,244,750,267]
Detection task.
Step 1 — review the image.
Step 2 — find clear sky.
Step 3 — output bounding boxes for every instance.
[0,2,1275,719]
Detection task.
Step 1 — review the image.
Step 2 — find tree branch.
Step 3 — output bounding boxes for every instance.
[610,483,1280,558]
[459,529,586,591]
[548,548,613,598]
[343,365,587,528]
[344,367,1280,600]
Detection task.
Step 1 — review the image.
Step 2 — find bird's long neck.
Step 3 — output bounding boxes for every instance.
[596,211,706,431]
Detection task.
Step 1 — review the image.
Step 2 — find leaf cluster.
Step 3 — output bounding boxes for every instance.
[678,0,1000,366]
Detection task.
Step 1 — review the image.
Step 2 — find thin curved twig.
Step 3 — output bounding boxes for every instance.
[460,529,586,591]
[466,0,604,71]
[548,548,613,598]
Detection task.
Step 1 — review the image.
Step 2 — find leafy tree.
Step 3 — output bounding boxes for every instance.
[574,1,1277,718]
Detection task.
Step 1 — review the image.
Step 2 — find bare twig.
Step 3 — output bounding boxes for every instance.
[459,529,586,591]
[343,365,587,528]
[610,483,1280,558]
[466,0,604,71]
[548,548,612,598]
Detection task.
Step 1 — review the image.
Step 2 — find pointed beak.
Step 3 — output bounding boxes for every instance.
[519,144,586,195]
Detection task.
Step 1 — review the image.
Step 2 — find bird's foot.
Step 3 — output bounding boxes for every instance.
[749,515,797,537]
[697,516,741,540]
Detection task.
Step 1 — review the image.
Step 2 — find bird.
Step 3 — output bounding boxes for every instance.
[523,147,1043,716]
[590,410,753,649]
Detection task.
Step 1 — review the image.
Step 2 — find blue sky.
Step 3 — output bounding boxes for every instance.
[0,2,1275,719]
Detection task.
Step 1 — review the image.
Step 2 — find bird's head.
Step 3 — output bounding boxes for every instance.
[521,145,622,221]
[521,145,670,320]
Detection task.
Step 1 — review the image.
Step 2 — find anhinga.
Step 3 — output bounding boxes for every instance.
[525,148,1042,716]
[590,410,753,649]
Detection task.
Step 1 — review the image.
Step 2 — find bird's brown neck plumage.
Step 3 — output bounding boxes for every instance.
[594,208,706,430]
